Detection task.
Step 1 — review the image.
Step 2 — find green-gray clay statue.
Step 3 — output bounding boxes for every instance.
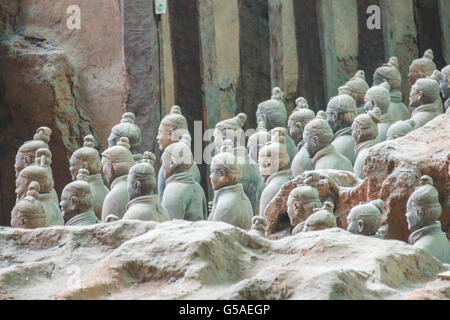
[406,176,450,264]
[347,199,384,236]
[70,135,109,220]
[326,94,357,164]
[373,57,410,122]
[352,107,381,179]
[15,148,63,226]
[303,116,353,172]
[101,137,135,221]
[123,151,170,222]
[161,134,207,221]
[208,139,253,230]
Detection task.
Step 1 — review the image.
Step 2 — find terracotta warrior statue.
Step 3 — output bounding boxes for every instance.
[256,87,288,130]
[208,140,253,230]
[123,151,170,222]
[256,87,296,166]
[15,127,51,178]
[287,180,322,231]
[409,71,443,129]
[11,182,46,229]
[161,134,207,221]
[15,148,64,226]
[431,70,446,114]
[101,137,135,221]
[60,169,100,226]
[439,65,450,113]
[326,94,357,164]
[352,107,381,179]
[406,176,450,264]
[247,121,271,164]
[373,57,410,122]
[303,115,353,172]
[290,99,316,177]
[408,49,437,86]
[15,127,58,203]
[302,202,337,232]
[108,112,143,162]
[347,200,383,236]
[364,82,393,142]
[386,119,416,140]
[216,113,264,215]
[338,70,370,115]
[157,105,201,201]
[232,145,264,216]
[214,112,247,151]
[259,128,293,216]
[288,97,316,149]
[69,135,109,220]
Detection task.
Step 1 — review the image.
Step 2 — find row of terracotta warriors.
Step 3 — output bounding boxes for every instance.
[11,113,449,265]
[10,51,450,263]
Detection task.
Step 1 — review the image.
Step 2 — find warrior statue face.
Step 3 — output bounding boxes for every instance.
[14,127,52,178]
[258,142,288,181]
[15,175,30,201]
[409,84,423,108]
[405,199,426,232]
[69,157,86,182]
[326,95,356,133]
[408,50,436,86]
[127,171,143,200]
[60,170,93,222]
[15,168,53,200]
[15,149,54,200]
[326,106,342,133]
[303,130,320,158]
[156,123,182,152]
[408,63,422,86]
[258,153,276,181]
[210,164,233,191]
[60,188,80,222]
[15,152,33,178]
[101,137,135,185]
[287,119,303,145]
[157,106,189,152]
[69,135,102,181]
[210,141,241,191]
